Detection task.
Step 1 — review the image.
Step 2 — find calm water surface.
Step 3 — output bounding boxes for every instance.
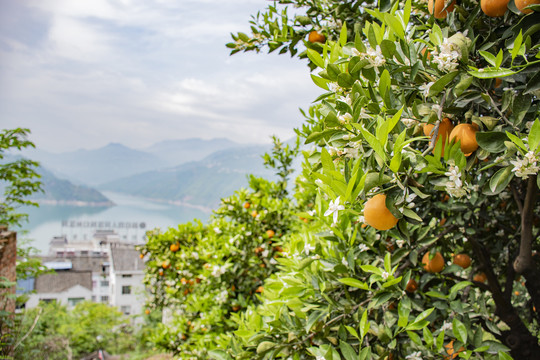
[17,192,210,254]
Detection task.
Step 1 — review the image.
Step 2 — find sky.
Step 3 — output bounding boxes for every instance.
[0,0,320,153]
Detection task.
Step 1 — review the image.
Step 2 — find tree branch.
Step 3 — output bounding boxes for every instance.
[514,175,537,274]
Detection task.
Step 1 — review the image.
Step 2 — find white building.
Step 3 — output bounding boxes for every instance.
[25,270,93,308]
[109,246,145,317]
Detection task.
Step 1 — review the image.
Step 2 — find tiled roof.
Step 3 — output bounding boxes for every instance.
[34,271,92,293]
[110,247,144,272]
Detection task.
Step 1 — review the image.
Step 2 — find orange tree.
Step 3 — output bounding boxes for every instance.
[216,0,540,359]
[138,139,302,358]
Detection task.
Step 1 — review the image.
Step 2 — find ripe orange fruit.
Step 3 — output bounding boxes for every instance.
[453,254,471,269]
[232,305,241,312]
[424,118,454,153]
[444,340,465,359]
[406,279,418,292]
[159,270,164,276]
[449,123,479,156]
[251,210,258,218]
[516,0,540,13]
[170,243,180,252]
[308,30,326,44]
[473,272,487,283]
[422,251,445,273]
[515,290,520,296]
[428,0,456,18]
[481,0,510,17]
[139,253,144,259]
[266,229,275,238]
[243,202,251,209]
[162,261,170,269]
[145,309,150,315]
[255,286,264,293]
[364,194,399,231]
[421,47,433,60]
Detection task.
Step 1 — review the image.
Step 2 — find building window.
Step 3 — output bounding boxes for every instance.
[122,274,132,278]
[101,296,109,302]
[121,286,131,295]
[92,296,96,302]
[100,280,109,287]
[68,297,84,307]
[120,305,131,315]
[40,298,56,304]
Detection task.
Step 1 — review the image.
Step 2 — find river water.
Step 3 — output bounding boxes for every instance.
[16,192,210,254]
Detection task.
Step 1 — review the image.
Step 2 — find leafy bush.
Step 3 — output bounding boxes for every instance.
[139,139,302,357]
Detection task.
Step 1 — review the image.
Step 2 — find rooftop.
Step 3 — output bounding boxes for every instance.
[110,247,145,272]
[35,271,92,293]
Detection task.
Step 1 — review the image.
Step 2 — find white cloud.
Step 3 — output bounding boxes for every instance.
[0,0,320,152]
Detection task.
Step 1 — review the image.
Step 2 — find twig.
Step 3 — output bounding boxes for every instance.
[511,185,523,215]
[485,91,517,131]
[13,307,42,351]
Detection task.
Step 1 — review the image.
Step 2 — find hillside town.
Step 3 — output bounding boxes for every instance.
[17,227,146,319]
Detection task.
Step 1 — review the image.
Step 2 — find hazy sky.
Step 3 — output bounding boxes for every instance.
[0,0,320,153]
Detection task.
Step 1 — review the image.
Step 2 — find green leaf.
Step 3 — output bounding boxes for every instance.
[529,119,540,151]
[449,281,472,297]
[360,310,369,339]
[360,265,382,275]
[506,131,528,151]
[339,341,357,360]
[489,166,514,194]
[209,350,232,360]
[498,351,513,360]
[512,94,532,125]
[429,72,459,96]
[339,23,348,47]
[511,30,523,61]
[321,147,335,173]
[453,75,473,97]
[406,330,423,345]
[402,208,422,222]
[345,325,360,339]
[360,126,387,161]
[307,49,325,69]
[379,69,391,101]
[311,74,330,90]
[423,327,434,349]
[452,318,468,344]
[495,49,504,68]
[406,320,430,331]
[476,131,507,153]
[469,68,516,79]
[479,51,497,67]
[256,341,275,354]
[436,330,445,350]
[339,277,369,290]
[413,308,434,324]
[398,300,410,327]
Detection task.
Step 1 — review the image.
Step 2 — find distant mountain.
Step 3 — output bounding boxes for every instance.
[23,143,167,186]
[100,145,273,208]
[142,138,239,167]
[0,155,113,206]
[22,139,246,186]
[32,167,114,206]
